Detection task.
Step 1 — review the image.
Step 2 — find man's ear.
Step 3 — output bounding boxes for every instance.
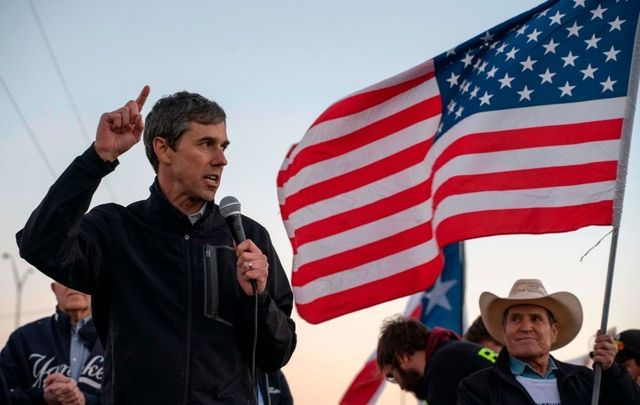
[397,353,412,368]
[153,137,172,166]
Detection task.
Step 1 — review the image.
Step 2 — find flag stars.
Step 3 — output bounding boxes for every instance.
[505,47,519,61]
[486,66,499,78]
[562,51,579,67]
[469,86,480,99]
[603,46,620,62]
[447,100,457,113]
[455,106,464,118]
[527,28,542,42]
[609,16,625,31]
[539,68,556,84]
[460,80,471,94]
[573,0,586,7]
[446,48,457,56]
[600,76,617,92]
[479,91,493,106]
[498,73,515,89]
[543,38,560,54]
[517,85,534,101]
[559,81,576,97]
[496,43,508,54]
[461,53,474,67]
[580,64,598,79]
[520,56,537,71]
[481,31,494,42]
[478,61,488,72]
[585,34,601,50]
[590,5,607,20]
[548,10,565,25]
[446,72,460,87]
[516,24,528,36]
[567,21,583,37]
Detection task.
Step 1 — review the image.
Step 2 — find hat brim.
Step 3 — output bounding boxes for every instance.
[479,291,583,351]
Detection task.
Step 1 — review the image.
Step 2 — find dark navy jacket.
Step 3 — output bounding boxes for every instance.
[0,308,104,404]
[17,146,297,404]
[458,348,640,404]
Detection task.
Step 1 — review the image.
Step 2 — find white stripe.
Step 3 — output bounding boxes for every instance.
[286,159,432,233]
[284,75,439,165]
[78,376,101,390]
[294,199,431,269]
[425,97,627,172]
[433,181,615,229]
[348,59,435,96]
[294,238,439,304]
[433,139,620,192]
[279,116,438,204]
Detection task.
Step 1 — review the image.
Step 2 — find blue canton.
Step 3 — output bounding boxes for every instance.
[433,0,639,139]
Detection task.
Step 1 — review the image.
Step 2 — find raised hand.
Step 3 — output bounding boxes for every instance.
[94,85,150,162]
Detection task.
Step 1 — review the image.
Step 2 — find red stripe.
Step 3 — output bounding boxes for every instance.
[296,256,442,324]
[277,95,440,187]
[433,119,622,171]
[293,221,433,287]
[436,201,613,246]
[281,140,431,220]
[294,178,432,246]
[311,71,436,127]
[432,161,618,210]
[340,360,383,405]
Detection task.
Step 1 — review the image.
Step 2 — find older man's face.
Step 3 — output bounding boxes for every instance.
[504,304,558,362]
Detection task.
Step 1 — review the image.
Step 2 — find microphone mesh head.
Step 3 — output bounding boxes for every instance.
[219,196,241,218]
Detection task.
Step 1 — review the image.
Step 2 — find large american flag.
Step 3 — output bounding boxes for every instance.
[277,0,640,324]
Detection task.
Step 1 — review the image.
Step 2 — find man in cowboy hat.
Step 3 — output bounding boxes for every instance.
[458,279,640,404]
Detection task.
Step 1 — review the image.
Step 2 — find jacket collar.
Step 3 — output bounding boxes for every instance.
[145,178,228,235]
[145,179,215,227]
[54,307,98,348]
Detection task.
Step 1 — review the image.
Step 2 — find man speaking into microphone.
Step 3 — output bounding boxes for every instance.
[16,86,297,404]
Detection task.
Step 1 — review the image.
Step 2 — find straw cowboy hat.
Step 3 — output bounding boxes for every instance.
[479,279,583,351]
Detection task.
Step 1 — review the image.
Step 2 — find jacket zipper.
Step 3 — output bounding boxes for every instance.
[203,246,218,319]
[183,233,192,404]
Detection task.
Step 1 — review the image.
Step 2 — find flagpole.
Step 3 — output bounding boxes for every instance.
[590,8,640,405]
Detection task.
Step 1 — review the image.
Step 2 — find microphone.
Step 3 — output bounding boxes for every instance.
[219,196,256,293]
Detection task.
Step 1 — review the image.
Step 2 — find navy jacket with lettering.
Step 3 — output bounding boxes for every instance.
[0,307,104,404]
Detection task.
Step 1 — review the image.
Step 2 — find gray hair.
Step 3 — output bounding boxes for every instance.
[143,91,226,172]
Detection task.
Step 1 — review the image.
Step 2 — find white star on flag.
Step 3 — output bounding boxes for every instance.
[423,275,458,316]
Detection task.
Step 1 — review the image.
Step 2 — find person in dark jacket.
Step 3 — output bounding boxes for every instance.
[615,329,640,385]
[376,316,496,404]
[458,279,640,404]
[16,87,297,404]
[0,282,103,404]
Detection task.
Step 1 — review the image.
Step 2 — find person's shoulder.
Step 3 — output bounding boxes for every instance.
[553,357,592,377]
[6,315,53,341]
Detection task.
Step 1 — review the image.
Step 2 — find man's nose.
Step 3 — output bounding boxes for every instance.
[210,149,227,166]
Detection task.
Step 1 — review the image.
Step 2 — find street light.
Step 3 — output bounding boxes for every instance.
[2,252,34,328]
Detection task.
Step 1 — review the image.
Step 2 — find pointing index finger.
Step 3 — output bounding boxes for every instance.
[136,85,151,110]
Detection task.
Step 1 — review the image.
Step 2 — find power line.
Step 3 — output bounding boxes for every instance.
[0,74,58,180]
[27,0,119,202]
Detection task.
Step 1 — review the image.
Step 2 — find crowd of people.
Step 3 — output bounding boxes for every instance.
[1,87,638,404]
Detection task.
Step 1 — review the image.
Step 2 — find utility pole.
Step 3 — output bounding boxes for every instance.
[2,252,34,328]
